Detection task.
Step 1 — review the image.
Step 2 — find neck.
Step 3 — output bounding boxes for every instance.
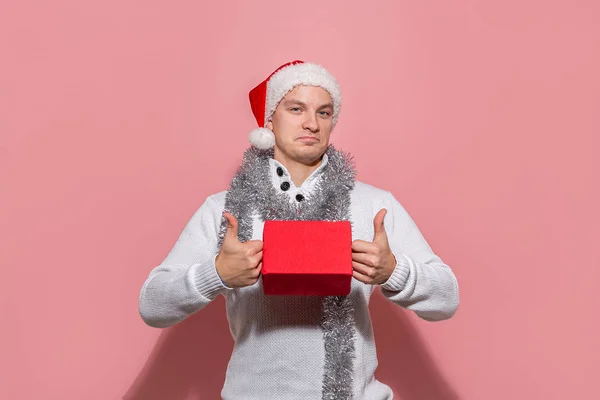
[274,149,323,187]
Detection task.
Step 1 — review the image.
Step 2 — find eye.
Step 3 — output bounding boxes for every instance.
[290,107,302,112]
[319,111,331,117]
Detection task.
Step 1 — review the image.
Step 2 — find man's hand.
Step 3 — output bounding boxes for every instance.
[351,209,397,285]
[215,212,263,288]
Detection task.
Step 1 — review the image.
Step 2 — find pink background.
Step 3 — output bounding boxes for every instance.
[2,1,599,399]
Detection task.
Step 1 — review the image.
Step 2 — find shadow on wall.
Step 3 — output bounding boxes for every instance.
[370,290,459,400]
[124,292,459,400]
[123,297,232,400]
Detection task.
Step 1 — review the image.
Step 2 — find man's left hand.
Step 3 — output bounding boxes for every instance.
[351,209,397,285]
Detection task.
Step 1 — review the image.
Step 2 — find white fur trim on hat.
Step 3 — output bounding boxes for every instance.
[249,127,275,149]
[265,63,342,127]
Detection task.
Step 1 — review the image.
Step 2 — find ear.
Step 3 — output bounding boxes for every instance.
[266,119,273,131]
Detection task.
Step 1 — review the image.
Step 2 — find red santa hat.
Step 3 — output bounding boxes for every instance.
[248,60,342,149]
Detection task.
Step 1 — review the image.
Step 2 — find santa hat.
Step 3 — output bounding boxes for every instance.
[248,60,342,149]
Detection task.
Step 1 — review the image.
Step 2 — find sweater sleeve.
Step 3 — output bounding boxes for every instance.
[379,191,460,321]
[138,195,231,328]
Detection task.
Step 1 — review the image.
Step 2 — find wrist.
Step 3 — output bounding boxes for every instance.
[383,253,397,281]
[380,253,410,292]
[214,254,231,288]
[191,255,232,298]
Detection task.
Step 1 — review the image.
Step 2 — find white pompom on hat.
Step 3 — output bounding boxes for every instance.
[248,60,342,149]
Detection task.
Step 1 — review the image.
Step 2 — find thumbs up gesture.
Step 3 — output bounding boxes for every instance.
[215,212,263,288]
[351,209,397,285]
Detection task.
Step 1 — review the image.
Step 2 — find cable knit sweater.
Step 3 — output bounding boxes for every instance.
[138,155,459,399]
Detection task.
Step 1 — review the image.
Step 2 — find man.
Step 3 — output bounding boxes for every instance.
[138,60,459,399]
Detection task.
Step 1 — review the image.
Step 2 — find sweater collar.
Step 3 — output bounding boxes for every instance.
[269,153,330,194]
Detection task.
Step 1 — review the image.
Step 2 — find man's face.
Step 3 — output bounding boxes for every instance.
[267,85,334,166]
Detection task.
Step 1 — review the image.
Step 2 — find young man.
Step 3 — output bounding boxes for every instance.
[138,60,459,399]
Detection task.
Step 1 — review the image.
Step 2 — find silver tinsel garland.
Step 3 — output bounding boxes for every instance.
[217,145,357,399]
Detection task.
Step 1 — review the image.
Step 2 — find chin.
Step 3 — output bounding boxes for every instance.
[295,146,326,163]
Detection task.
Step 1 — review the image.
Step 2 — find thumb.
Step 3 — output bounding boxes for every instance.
[223,212,240,242]
[373,208,388,241]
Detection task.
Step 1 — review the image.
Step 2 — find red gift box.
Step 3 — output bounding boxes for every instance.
[261,220,353,296]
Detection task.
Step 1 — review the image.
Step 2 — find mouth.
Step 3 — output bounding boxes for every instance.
[297,136,319,143]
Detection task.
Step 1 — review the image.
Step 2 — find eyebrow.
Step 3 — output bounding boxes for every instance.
[283,99,333,110]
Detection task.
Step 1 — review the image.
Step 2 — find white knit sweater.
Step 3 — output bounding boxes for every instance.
[138,155,459,399]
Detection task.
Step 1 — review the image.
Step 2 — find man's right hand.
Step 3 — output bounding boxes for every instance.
[215,212,263,288]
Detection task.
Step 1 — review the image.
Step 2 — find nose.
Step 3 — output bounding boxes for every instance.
[302,112,320,133]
